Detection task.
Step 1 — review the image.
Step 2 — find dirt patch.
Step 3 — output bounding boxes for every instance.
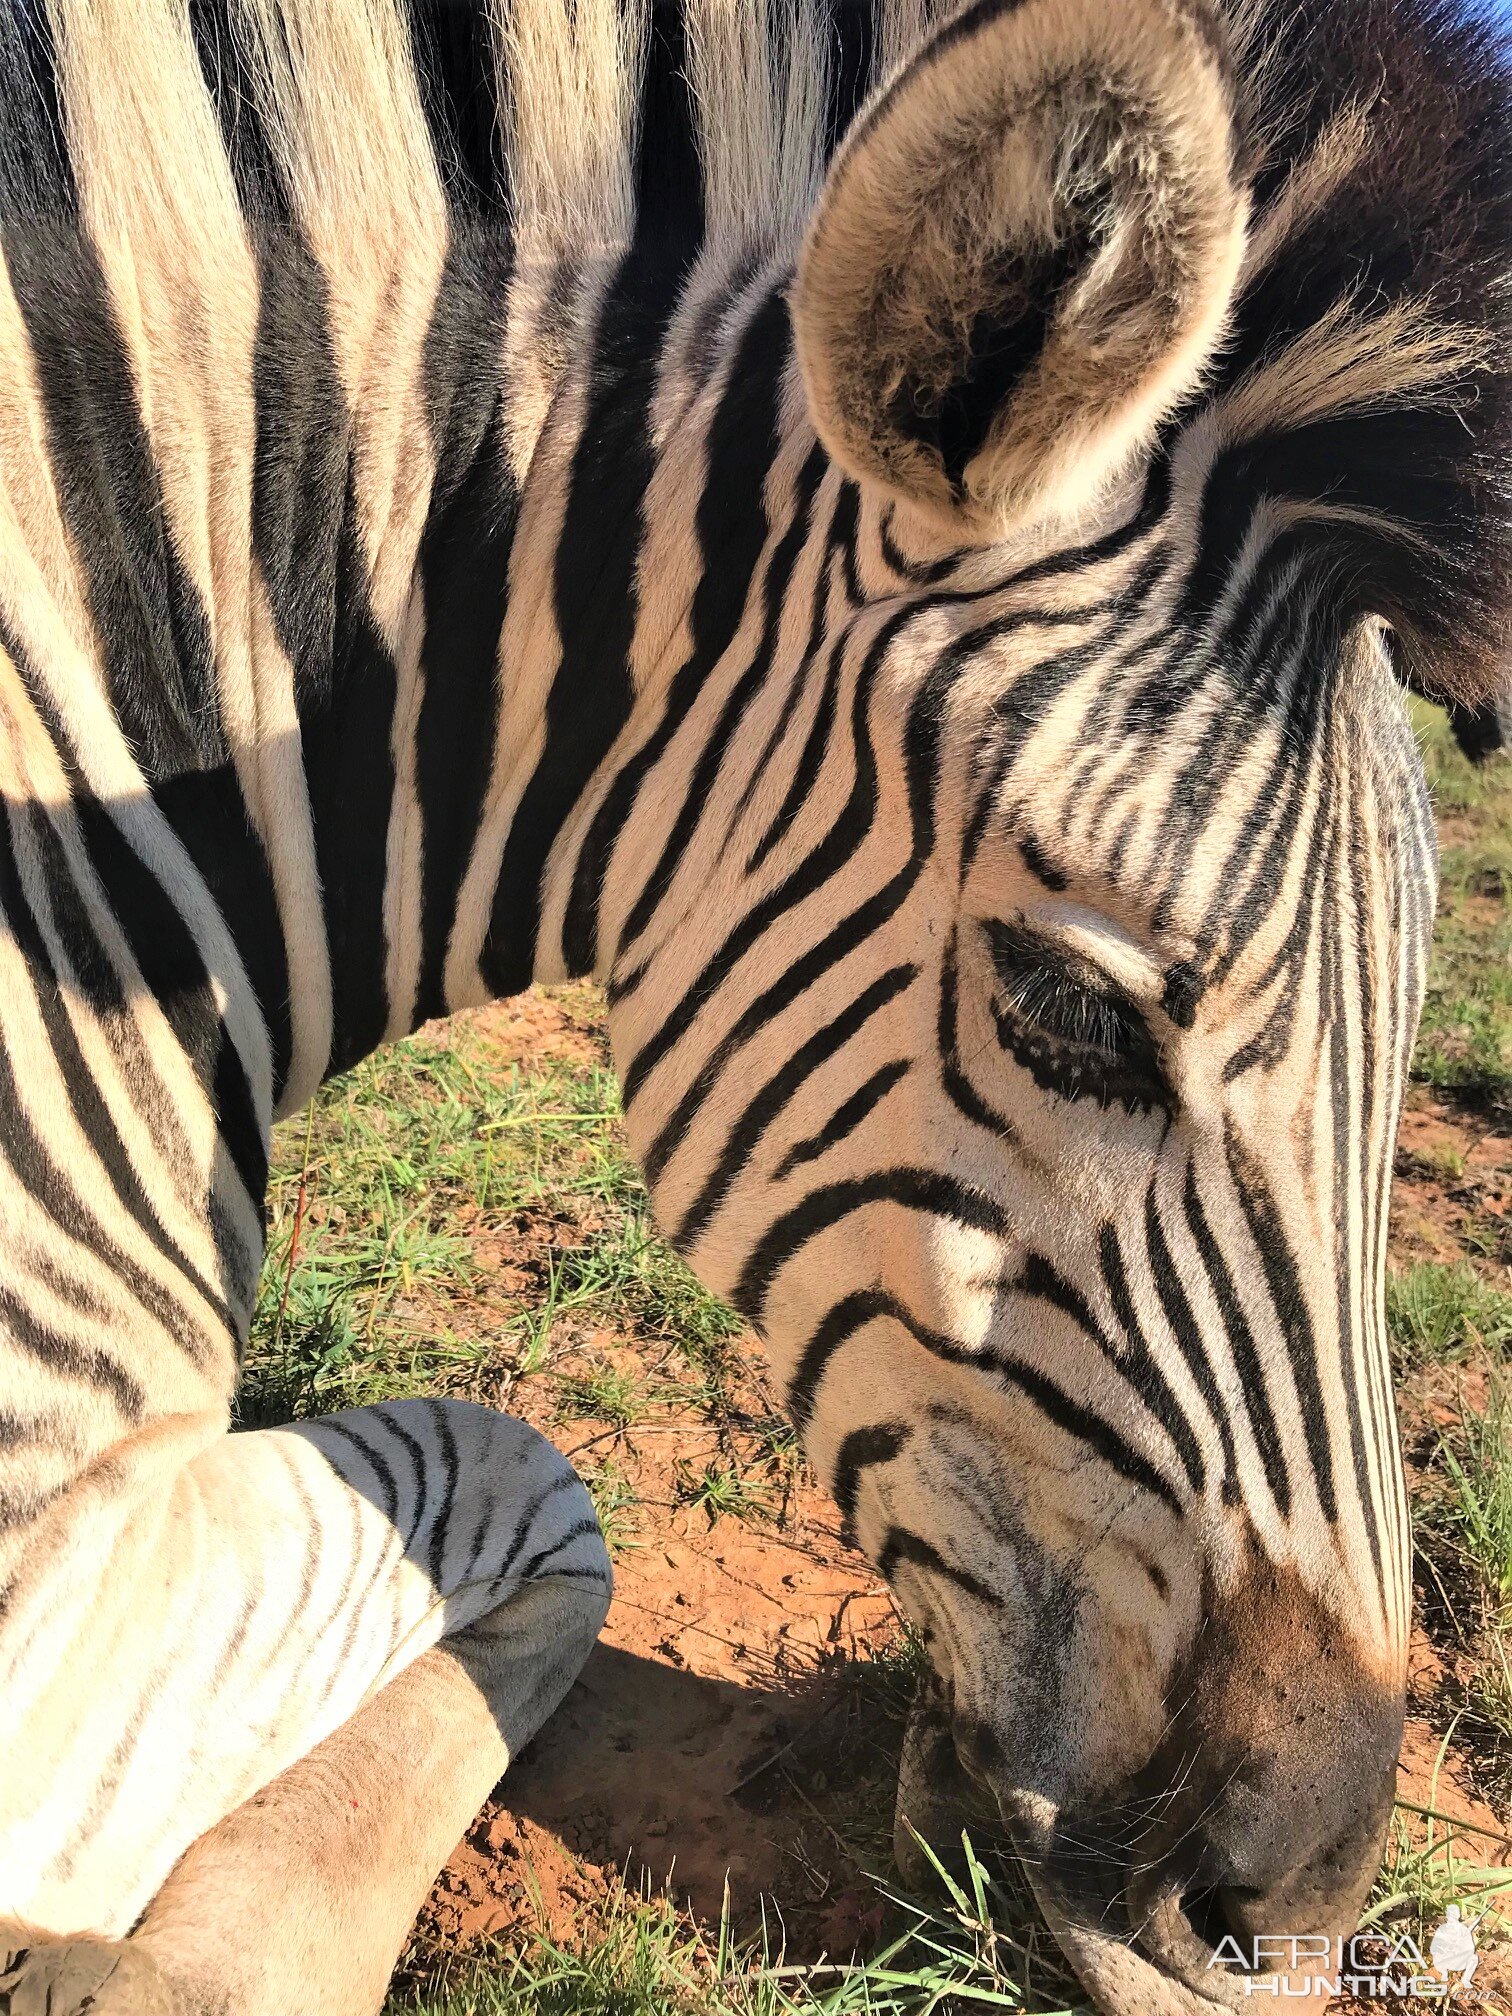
[411,1397,906,1969]
[418,982,608,1072]
[1393,1093,1512,1267]
[397,1144,908,1972]
[1397,1718,1507,1847]
[431,1494,897,1932]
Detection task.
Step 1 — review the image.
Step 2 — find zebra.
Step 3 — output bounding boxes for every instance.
[0,0,1507,2011]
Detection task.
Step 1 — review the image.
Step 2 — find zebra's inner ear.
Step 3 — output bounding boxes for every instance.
[792,0,1249,541]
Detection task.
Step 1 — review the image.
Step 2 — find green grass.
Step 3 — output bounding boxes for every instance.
[677,1458,779,1527]
[1368,1784,1512,1950]
[556,1360,648,1429]
[528,1209,745,1372]
[1396,706,1512,1813]
[1431,1381,1512,1613]
[1416,1375,1512,1643]
[1416,906,1512,1106]
[1412,1375,1512,1805]
[1403,1138,1468,1183]
[240,1020,739,1429]
[580,1459,642,1559]
[1411,700,1512,1112]
[1387,1261,1512,1372]
[391,1845,1081,2016]
[1415,696,1512,824]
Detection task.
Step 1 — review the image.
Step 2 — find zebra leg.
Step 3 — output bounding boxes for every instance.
[0,1401,610,2016]
[0,1601,597,2016]
[127,1581,604,2016]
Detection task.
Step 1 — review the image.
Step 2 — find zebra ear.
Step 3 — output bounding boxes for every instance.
[792,0,1249,540]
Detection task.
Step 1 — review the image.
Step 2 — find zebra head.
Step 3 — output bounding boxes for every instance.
[566,1,1511,2007]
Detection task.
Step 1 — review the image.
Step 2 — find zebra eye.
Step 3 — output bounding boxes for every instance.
[984,920,1170,1116]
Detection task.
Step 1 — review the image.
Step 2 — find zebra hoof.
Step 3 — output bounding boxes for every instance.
[0,1936,176,2015]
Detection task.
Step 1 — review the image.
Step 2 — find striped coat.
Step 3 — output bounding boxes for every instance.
[0,3,1507,2013]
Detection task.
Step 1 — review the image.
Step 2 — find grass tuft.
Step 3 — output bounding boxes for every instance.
[677,1458,778,1528]
[390,1848,1084,2015]
[1368,1795,1512,1951]
[1386,1261,1512,1371]
[240,1020,739,1428]
[556,1360,647,1430]
[581,1459,642,1559]
[1430,1381,1512,1613]
[1411,700,1512,1115]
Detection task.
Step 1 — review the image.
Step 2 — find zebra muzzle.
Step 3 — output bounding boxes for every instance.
[998,1555,1403,2016]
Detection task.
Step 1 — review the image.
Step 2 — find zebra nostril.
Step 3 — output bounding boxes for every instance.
[1179,1882,1232,1954]
[1127,1866,1248,2005]
[1130,1829,1372,2005]
[1129,1862,1301,2010]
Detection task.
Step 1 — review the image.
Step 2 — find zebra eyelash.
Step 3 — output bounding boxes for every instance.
[983,920,1171,1116]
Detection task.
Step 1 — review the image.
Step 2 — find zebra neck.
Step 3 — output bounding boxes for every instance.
[437,257,805,1013]
[261,236,692,1087]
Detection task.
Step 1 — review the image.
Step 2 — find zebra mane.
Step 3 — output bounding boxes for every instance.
[257,0,1512,699]
[1,0,1507,697]
[1208,0,1512,702]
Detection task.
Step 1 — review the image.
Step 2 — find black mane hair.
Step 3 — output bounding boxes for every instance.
[1212,0,1511,699]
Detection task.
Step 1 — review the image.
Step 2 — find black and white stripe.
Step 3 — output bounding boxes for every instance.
[0,0,1506,1990]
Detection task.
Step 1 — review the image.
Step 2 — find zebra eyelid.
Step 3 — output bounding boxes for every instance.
[984,918,1175,1113]
[984,921,1160,1050]
[989,910,1172,1019]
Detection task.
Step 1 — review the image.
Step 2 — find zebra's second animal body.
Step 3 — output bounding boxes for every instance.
[0,1,1508,2011]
